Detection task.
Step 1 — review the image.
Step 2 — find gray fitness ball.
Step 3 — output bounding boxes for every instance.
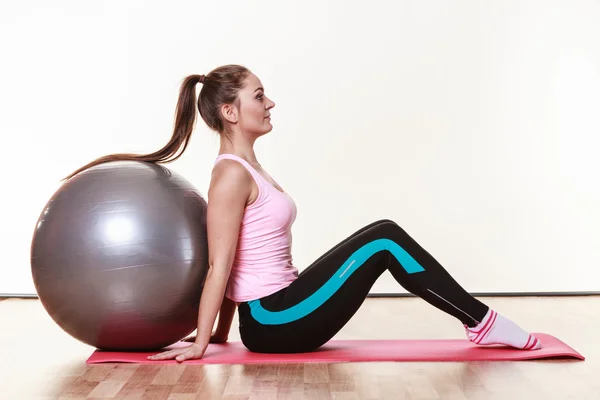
[30,161,209,351]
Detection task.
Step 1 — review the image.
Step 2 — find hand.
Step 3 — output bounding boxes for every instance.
[147,342,207,363]
[182,332,228,344]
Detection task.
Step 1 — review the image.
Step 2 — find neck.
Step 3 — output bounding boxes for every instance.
[219,134,258,164]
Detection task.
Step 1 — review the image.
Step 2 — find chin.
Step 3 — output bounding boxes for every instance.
[249,122,273,138]
[263,123,274,134]
[252,129,272,139]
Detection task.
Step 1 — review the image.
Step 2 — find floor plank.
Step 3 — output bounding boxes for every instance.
[0,296,597,399]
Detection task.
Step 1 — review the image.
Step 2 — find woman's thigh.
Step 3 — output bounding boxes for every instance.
[238,220,407,353]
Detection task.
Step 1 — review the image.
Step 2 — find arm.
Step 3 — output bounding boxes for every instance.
[212,296,237,342]
[148,160,252,361]
[183,295,236,343]
[193,161,251,347]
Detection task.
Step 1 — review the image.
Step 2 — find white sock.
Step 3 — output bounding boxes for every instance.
[465,309,541,350]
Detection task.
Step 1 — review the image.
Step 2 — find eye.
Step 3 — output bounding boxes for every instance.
[256,93,264,100]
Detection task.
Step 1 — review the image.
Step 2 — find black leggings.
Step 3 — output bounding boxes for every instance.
[237,219,489,353]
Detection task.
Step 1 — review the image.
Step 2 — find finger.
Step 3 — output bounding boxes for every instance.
[147,352,172,360]
[175,348,202,363]
[147,348,186,360]
[147,349,175,359]
[148,351,182,360]
[175,349,193,362]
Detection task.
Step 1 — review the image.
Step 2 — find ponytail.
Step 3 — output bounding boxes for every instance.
[62,74,204,181]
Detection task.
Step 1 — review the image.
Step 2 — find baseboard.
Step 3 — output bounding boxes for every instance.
[0,293,39,298]
[2,291,600,299]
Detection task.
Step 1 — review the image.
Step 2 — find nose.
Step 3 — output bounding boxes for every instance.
[266,96,275,110]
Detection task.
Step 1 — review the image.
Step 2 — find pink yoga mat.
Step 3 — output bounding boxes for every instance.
[86,333,584,365]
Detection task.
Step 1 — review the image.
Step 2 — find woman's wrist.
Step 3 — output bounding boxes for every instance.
[193,331,211,345]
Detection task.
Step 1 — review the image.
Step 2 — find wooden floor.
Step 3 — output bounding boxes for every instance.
[0,295,597,399]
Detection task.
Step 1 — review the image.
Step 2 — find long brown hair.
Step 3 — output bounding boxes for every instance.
[63,64,251,180]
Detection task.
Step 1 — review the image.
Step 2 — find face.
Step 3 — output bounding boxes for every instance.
[224,73,276,138]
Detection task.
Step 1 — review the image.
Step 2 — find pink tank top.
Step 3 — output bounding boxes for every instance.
[214,154,299,302]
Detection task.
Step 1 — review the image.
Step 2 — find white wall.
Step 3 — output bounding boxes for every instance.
[1,0,599,296]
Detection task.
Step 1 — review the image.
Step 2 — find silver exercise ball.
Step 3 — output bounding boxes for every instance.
[30,161,209,351]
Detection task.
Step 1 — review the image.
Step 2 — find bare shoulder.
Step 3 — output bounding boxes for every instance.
[209,159,254,204]
[211,159,250,182]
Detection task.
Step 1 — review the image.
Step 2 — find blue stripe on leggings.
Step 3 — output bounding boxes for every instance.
[248,238,425,325]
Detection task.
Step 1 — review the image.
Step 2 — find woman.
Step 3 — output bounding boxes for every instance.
[66,65,541,362]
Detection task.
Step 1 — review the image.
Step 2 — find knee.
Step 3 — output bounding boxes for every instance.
[373,219,410,237]
[374,219,399,228]
[362,219,406,238]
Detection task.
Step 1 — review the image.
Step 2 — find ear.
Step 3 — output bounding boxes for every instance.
[220,103,239,124]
